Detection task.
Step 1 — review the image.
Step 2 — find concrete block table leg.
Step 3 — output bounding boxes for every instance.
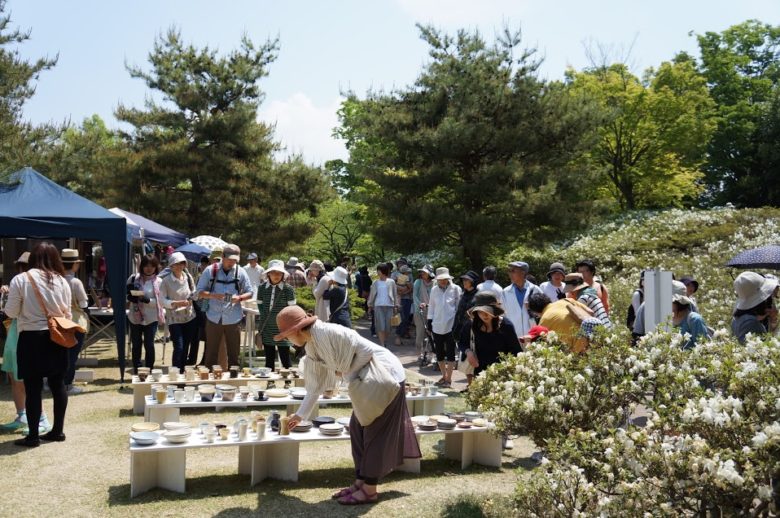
[147,406,180,425]
[238,445,252,475]
[473,431,502,468]
[130,449,186,497]
[134,386,151,414]
[396,457,421,473]
[251,441,301,485]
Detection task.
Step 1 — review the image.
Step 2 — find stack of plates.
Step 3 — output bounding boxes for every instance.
[162,429,192,444]
[163,422,192,431]
[319,423,344,436]
[290,389,307,400]
[430,415,449,423]
[411,415,429,426]
[417,420,437,431]
[266,388,289,398]
[471,418,488,427]
[437,418,457,430]
[291,420,313,433]
[312,416,335,428]
[464,411,482,421]
[456,421,473,429]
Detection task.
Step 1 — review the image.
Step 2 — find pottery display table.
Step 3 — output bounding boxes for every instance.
[143,392,448,424]
[130,374,304,414]
[128,424,500,498]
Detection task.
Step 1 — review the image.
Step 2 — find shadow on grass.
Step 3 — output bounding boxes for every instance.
[440,493,517,518]
[106,456,495,508]
[0,437,34,456]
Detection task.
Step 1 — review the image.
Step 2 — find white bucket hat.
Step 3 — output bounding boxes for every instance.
[168,252,187,265]
[672,280,687,297]
[266,259,287,275]
[434,267,453,281]
[331,266,349,285]
[734,272,778,310]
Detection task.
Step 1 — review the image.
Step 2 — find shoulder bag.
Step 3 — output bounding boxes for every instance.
[348,356,400,427]
[457,329,476,375]
[27,272,85,348]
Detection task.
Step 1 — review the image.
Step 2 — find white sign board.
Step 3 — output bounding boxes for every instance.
[644,269,673,333]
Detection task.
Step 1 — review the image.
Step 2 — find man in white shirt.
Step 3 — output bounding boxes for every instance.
[243,252,265,298]
[540,262,567,303]
[502,261,542,339]
[427,267,462,388]
[61,249,89,395]
[476,266,503,299]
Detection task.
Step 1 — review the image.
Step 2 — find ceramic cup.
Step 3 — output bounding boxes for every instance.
[280,416,290,436]
[204,429,216,443]
[184,387,195,401]
[242,367,251,377]
[429,385,438,395]
[155,388,167,404]
[256,420,266,439]
[169,367,180,378]
[229,365,240,379]
[421,386,430,396]
[238,421,248,441]
[174,390,185,402]
[218,428,229,440]
[199,421,210,435]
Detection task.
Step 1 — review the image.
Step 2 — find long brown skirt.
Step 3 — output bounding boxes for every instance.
[349,381,421,482]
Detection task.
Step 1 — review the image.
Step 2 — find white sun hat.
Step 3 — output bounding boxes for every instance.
[734,271,778,310]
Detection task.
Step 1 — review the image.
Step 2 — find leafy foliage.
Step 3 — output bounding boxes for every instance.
[113,29,331,255]
[696,20,780,206]
[567,59,716,210]
[334,25,602,269]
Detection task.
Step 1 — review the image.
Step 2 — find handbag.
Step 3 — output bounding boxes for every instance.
[390,312,402,327]
[27,272,85,348]
[457,330,476,376]
[348,356,400,426]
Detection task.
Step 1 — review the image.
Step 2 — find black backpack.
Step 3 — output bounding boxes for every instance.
[626,289,644,330]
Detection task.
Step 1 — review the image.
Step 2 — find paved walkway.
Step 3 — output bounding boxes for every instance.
[350,315,469,391]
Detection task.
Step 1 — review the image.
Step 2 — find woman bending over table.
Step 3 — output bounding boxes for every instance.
[279,306,421,505]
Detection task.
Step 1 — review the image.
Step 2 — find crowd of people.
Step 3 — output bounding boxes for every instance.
[2,241,780,457]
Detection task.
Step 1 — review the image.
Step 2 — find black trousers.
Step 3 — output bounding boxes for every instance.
[264,345,291,370]
[17,330,68,439]
[432,331,456,362]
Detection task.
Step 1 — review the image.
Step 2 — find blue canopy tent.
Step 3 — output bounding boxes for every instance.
[0,168,130,381]
[109,207,187,247]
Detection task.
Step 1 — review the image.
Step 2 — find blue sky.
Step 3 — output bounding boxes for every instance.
[8,0,778,165]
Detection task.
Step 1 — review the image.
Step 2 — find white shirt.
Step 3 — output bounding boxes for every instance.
[5,269,72,332]
[476,279,503,299]
[65,272,88,309]
[540,281,565,302]
[427,282,462,334]
[242,263,265,296]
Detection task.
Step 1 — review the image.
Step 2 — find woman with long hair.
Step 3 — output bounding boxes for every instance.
[127,255,164,373]
[4,242,72,447]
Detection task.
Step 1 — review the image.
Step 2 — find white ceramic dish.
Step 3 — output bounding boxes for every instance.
[265,388,289,398]
[163,422,192,431]
[162,429,192,444]
[130,431,159,445]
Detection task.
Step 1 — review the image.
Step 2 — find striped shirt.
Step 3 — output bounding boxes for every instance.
[577,290,612,328]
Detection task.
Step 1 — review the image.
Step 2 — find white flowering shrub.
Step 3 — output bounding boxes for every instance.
[470,329,780,516]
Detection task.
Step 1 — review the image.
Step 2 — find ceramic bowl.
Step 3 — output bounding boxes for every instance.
[471,418,488,427]
[131,422,160,433]
[265,388,289,398]
[290,389,307,400]
[220,388,237,401]
[130,431,159,445]
[162,429,192,444]
[163,422,192,431]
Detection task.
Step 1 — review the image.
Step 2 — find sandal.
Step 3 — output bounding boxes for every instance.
[331,485,359,499]
[338,488,378,505]
[434,377,447,386]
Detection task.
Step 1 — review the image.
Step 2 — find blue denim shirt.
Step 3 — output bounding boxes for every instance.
[196,262,253,325]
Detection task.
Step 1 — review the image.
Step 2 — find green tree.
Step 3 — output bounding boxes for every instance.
[335,25,600,269]
[115,29,330,255]
[568,59,716,210]
[298,197,376,264]
[695,20,780,206]
[0,0,58,176]
[49,115,131,203]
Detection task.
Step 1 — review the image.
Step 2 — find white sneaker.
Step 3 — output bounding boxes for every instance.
[39,415,52,433]
[502,437,514,450]
[67,385,84,395]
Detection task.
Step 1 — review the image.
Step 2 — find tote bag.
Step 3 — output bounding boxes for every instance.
[348,357,400,426]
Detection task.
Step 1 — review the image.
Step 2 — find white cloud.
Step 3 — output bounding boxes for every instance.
[395,0,527,26]
[258,93,347,166]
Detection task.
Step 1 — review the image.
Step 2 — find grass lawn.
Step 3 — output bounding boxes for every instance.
[0,337,532,518]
